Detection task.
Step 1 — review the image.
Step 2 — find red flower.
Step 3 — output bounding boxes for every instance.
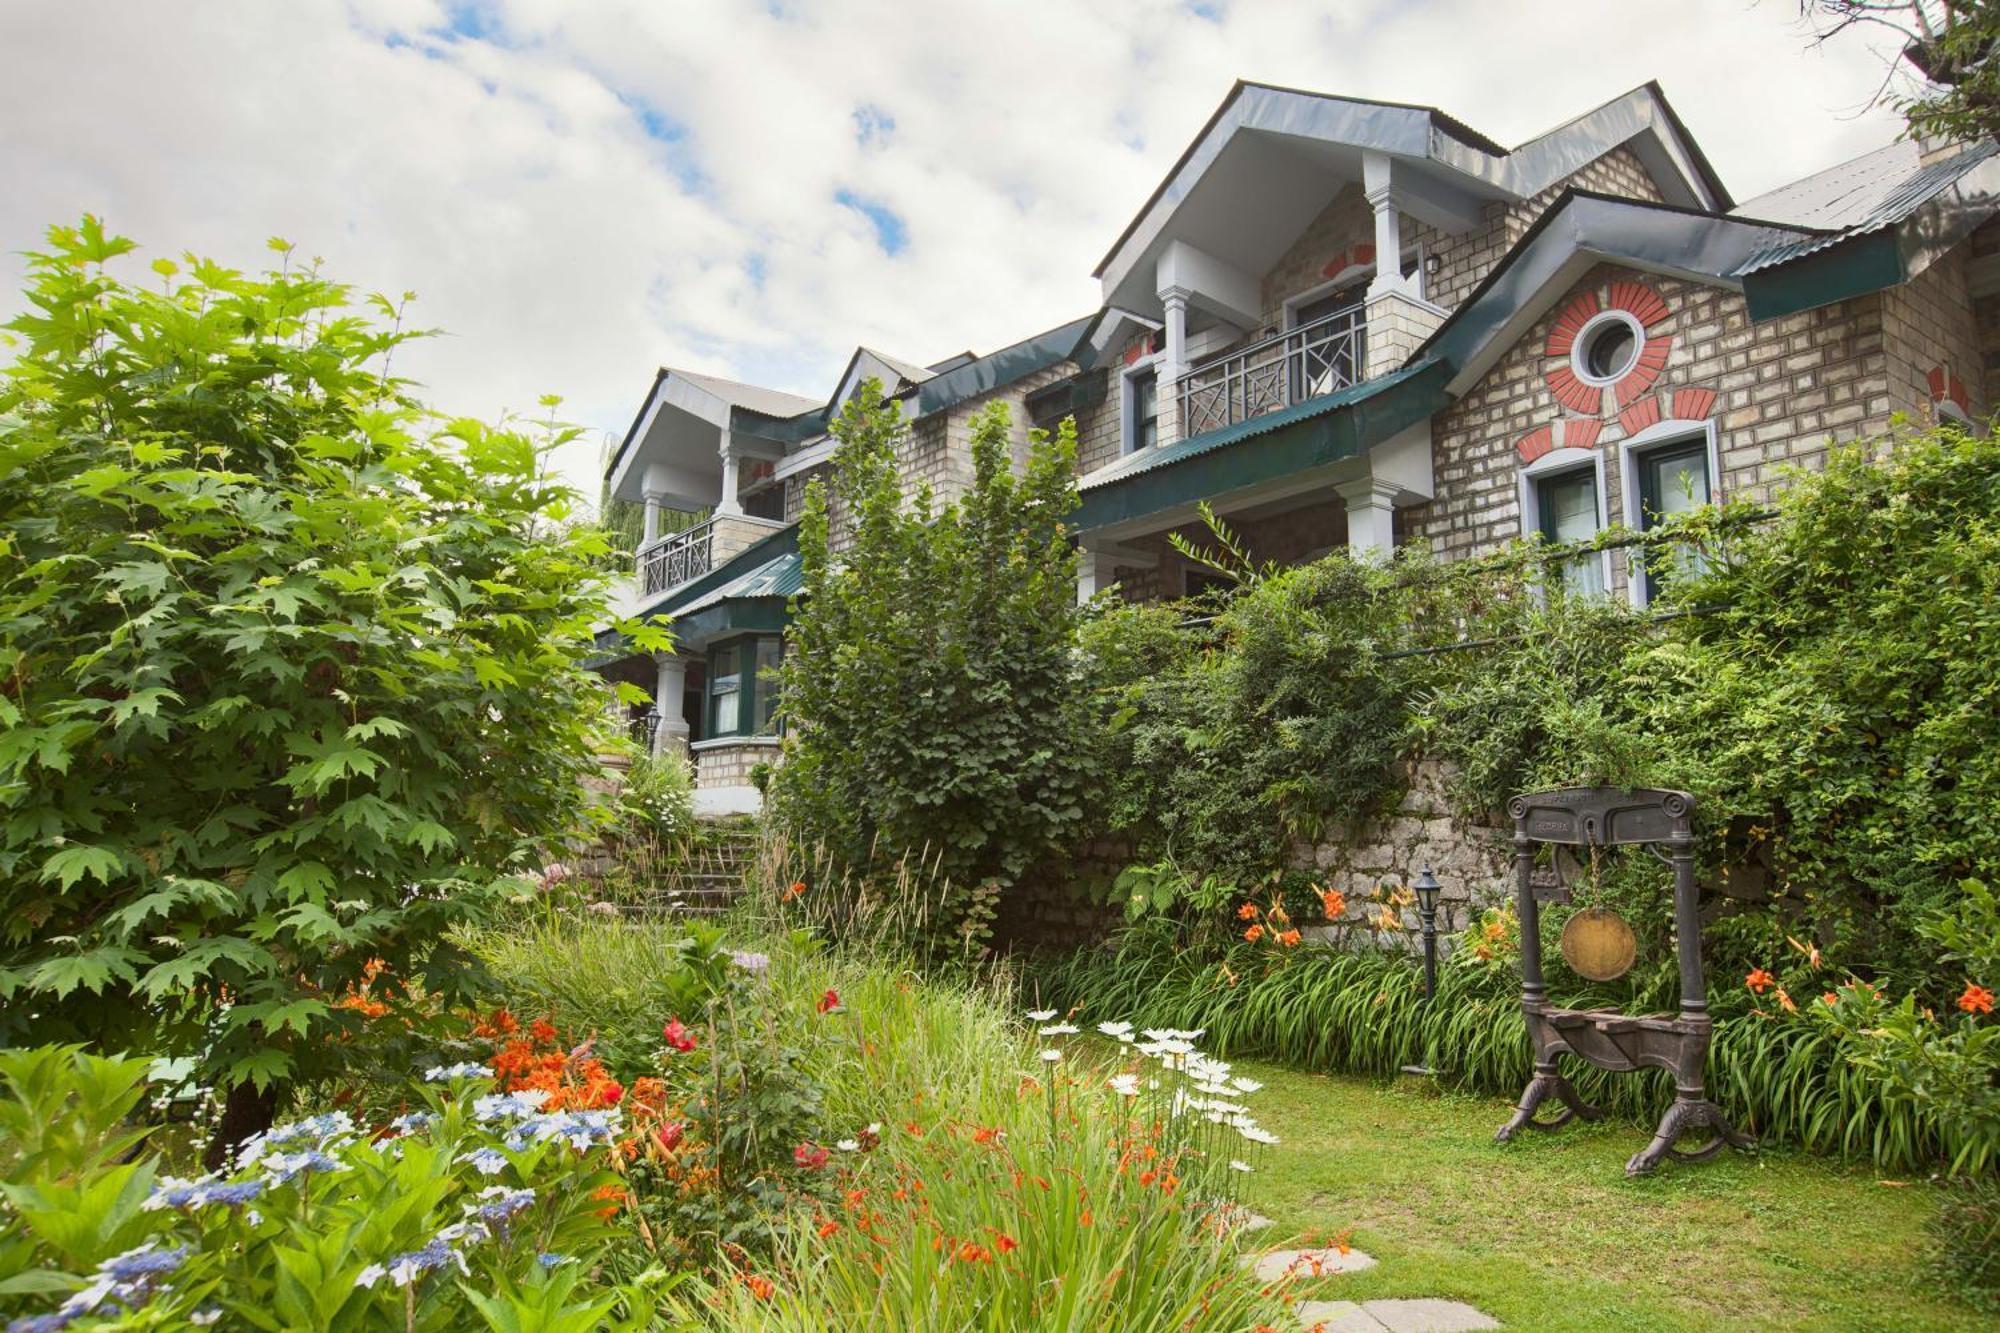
[1745,968,1775,994]
[1960,983,1995,1015]
[662,1018,697,1053]
[817,989,841,1014]
[794,1142,830,1171]
[655,1122,684,1152]
[994,1232,1018,1253]
[783,880,807,901]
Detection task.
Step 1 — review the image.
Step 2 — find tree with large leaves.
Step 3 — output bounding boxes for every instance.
[0,219,660,1156]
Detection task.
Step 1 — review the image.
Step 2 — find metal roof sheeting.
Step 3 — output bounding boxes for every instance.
[1733,141,1999,275]
[1076,358,1442,492]
[673,550,803,616]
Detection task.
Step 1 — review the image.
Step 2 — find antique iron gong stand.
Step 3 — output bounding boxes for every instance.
[1493,786,1756,1175]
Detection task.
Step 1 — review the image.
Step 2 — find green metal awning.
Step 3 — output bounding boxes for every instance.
[1070,358,1452,532]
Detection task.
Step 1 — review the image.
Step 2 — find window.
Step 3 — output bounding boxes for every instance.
[1533,466,1606,597]
[709,643,741,735]
[1632,439,1713,604]
[707,635,784,738]
[1125,368,1158,452]
[753,636,784,735]
[1571,310,1645,387]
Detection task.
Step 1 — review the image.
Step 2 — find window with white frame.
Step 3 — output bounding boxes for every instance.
[1622,427,1717,606]
[1123,365,1159,453]
[1519,449,1608,598]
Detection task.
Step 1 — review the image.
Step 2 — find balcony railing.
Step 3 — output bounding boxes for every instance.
[637,519,715,597]
[1178,303,1367,437]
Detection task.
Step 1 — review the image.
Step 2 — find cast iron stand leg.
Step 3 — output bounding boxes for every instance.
[1626,1087,1757,1175]
[1495,1057,1605,1142]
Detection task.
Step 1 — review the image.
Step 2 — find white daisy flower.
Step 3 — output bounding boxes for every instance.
[1037,1023,1080,1036]
[1039,1049,1063,1063]
[1025,1009,1059,1022]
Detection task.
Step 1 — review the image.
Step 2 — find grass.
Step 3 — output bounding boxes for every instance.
[1232,1060,1995,1332]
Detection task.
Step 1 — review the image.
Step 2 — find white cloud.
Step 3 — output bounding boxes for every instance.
[0,0,1910,503]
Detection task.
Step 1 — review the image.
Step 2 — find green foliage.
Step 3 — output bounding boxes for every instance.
[1027,923,1981,1174]
[0,220,662,1103]
[615,752,695,847]
[0,1048,670,1329]
[772,382,1093,943]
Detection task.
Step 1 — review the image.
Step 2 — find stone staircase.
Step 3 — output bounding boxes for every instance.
[644,822,760,918]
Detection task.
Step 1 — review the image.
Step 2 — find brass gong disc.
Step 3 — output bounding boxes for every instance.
[1560,908,1637,982]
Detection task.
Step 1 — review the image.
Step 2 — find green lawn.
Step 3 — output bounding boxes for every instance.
[1235,1062,1994,1332]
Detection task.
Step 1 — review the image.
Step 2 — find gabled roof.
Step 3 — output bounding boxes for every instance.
[1093,80,1729,289]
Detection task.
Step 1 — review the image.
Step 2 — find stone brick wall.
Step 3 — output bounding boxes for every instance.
[693,738,781,789]
[1880,241,1989,424]
[1403,262,1895,597]
[1291,759,1513,945]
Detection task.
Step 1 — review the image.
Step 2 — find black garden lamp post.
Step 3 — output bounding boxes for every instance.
[1413,866,1442,1004]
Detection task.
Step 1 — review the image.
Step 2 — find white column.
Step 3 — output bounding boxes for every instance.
[1363,152,1410,301]
[1338,477,1400,560]
[716,431,742,517]
[652,652,690,755]
[641,491,664,544]
[1160,287,1190,387]
[1077,549,1109,604]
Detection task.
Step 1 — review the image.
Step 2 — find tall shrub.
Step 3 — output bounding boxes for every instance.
[772,382,1091,944]
[0,220,642,1149]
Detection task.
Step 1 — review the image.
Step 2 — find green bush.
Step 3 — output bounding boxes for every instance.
[0,221,659,1154]
[772,382,1094,948]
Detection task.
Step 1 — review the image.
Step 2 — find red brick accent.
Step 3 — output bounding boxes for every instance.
[1671,386,1718,420]
[1617,394,1664,436]
[1515,425,1554,464]
[1927,365,1949,399]
[1950,373,1970,414]
[1607,279,1671,329]
[1318,242,1379,281]
[1544,365,1602,415]
[1543,291,1603,359]
[1560,417,1603,451]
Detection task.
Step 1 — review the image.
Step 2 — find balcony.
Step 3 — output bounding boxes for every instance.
[635,513,789,600]
[1177,303,1367,437]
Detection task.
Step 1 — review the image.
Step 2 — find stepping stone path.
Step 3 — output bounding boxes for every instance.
[1294,1299,1499,1332]
[1247,1246,1379,1282]
[1240,1249,1501,1330]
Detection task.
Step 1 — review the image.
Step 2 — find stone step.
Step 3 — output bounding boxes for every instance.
[1294,1299,1498,1332]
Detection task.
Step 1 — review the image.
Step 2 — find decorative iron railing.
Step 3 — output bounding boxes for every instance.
[637,519,714,597]
[1177,303,1367,437]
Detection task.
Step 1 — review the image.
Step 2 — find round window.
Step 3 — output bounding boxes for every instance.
[1571,311,1645,386]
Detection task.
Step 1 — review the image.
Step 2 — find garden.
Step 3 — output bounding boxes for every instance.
[0,220,1996,1331]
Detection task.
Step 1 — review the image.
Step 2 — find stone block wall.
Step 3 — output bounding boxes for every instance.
[693,738,782,789]
[1880,240,1989,424]
[1402,262,1895,597]
[1289,759,1513,945]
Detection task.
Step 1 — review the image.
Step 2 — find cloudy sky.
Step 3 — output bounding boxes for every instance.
[0,1,1911,503]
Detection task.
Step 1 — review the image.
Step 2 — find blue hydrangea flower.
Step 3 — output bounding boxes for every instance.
[422,1062,493,1083]
[260,1150,345,1185]
[389,1111,439,1135]
[472,1090,549,1122]
[459,1147,509,1176]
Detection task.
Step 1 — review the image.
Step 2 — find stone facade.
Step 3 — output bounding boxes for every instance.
[1289,759,1513,944]
[1403,262,1901,596]
[692,737,781,789]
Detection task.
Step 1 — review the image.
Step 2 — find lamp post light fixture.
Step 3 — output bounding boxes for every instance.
[1413,866,1442,1004]
[1400,866,1445,1081]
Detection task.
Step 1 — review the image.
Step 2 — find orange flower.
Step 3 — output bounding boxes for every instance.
[530,1017,558,1043]
[1277,929,1302,948]
[1243,924,1264,944]
[1822,991,1840,1007]
[1078,1208,1092,1227]
[784,880,807,901]
[1745,968,1775,994]
[817,1220,841,1238]
[971,1126,1001,1144]
[1775,987,1796,1014]
[745,1274,774,1301]
[1268,904,1290,926]
[1236,902,1260,920]
[1319,888,1345,918]
[994,1232,1019,1253]
[957,1241,993,1264]
[1960,983,1995,1015]
[589,1183,625,1220]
